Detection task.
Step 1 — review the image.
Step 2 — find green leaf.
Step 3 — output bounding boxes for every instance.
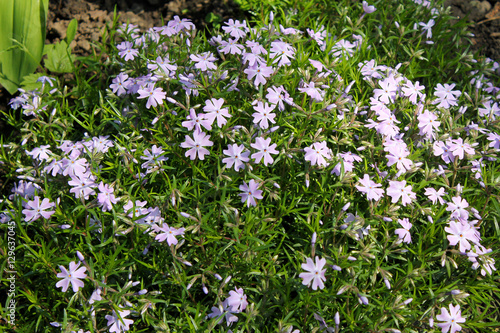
[0,0,49,94]
[44,40,74,73]
[65,18,78,45]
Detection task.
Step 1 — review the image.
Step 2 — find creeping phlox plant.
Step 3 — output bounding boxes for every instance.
[1,0,499,332]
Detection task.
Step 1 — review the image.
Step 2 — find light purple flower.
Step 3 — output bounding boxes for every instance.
[180,131,213,160]
[250,137,279,166]
[222,144,250,171]
[252,101,276,129]
[190,52,218,71]
[26,145,52,161]
[436,304,466,333]
[97,182,119,212]
[418,109,440,139]
[386,180,416,206]
[56,261,87,292]
[222,19,248,39]
[117,41,138,61]
[355,174,384,201]
[445,220,479,252]
[304,141,332,167]
[239,179,263,207]
[152,223,185,246]
[226,287,248,312]
[269,40,295,67]
[266,85,292,111]
[110,73,130,96]
[203,98,231,127]
[395,218,412,243]
[446,196,469,220]
[105,308,134,333]
[299,81,324,102]
[137,83,166,109]
[244,63,274,87]
[424,187,446,205]
[181,108,212,133]
[433,83,461,109]
[22,196,56,223]
[362,1,376,13]
[299,256,327,290]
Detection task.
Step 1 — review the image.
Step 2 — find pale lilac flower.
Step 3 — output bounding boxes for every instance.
[62,153,88,178]
[238,179,263,207]
[299,256,327,290]
[436,304,466,333]
[445,220,479,252]
[147,55,177,76]
[105,308,134,333]
[117,41,138,61]
[252,101,277,129]
[9,180,40,200]
[167,15,195,33]
[22,196,56,223]
[266,86,292,111]
[68,172,97,200]
[395,218,412,243]
[467,245,496,276]
[446,196,469,220]
[86,136,114,154]
[402,80,425,105]
[418,110,440,139]
[181,108,212,133]
[304,141,332,167]
[280,25,301,35]
[190,52,217,71]
[56,261,87,292]
[362,1,376,13]
[137,83,166,109]
[222,144,250,171]
[97,182,119,212]
[180,131,213,160]
[298,81,324,102]
[448,138,475,160]
[222,19,248,39]
[487,132,500,149]
[330,39,357,58]
[269,40,295,67]
[219,38,244,55]
[359,59,384,79]
[424,187,446,205]
[26,145,52,161]
[373,78,398,104]
[433,83,461,109]
[242,52,265,67]
[226,287,248,312]
[332,151,362,176]
[386,147,412,172]
[250,137,279,166]
[203,98,231,127]
[110,73,130,96]
[419,19,435,39]
[478,100,500,119]
[355,174,384,201]
[89,288,102,304]
[433,140,455,164]
[386,180,416,206]
[244,63,274,87]
[245,40,267,55]
[152,223,185,246]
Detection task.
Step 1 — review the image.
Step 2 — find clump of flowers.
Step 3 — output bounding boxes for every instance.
[1,1,499,332]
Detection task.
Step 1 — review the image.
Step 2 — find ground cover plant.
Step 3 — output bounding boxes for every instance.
[1,0,500,332]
